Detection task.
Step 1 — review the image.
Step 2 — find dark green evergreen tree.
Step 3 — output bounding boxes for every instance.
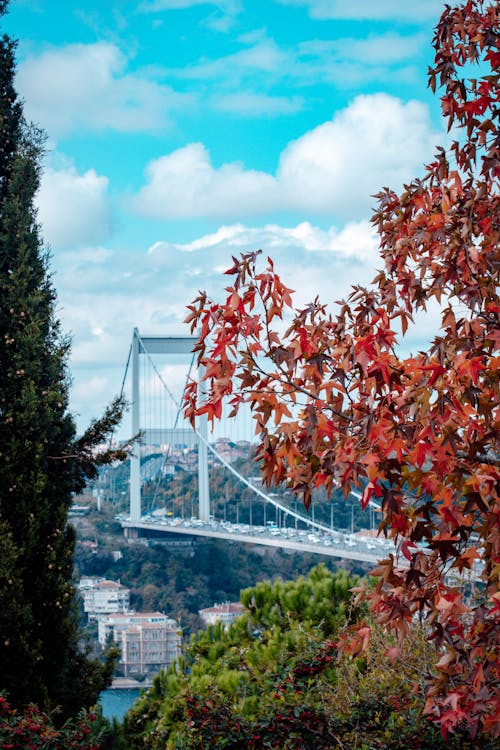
[0,0,126,719]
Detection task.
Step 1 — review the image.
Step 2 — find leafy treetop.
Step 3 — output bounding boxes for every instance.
[184,0,499,739]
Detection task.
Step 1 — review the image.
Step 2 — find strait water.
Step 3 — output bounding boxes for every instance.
[100,688,141,721]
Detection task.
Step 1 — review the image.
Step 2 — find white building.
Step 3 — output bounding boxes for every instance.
[198,602,246,630]
[78,578,130,620]
[98,612,182,676]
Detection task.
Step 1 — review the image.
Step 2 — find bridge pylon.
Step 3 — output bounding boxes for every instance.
[129,328,209,521]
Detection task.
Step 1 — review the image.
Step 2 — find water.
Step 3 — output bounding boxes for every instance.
[99,688,141,721]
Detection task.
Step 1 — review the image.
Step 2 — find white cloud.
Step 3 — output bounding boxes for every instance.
[307,32,425,66]
[278,94,439,219]
[60,219,441,438]
[16,42,188,135]
[130,142,280,219]
[276,0,444,22]
[148,222,380,309]
[173,31,425,89]
[36,164,113,249]
[172,38,290,83]
[148,220,379,264]
[72,376,110,404]
[67,220,379,358]
[148,30,426,116]
[132,93,442,222]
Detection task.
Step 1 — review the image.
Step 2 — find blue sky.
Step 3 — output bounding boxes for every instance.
[4,0,448,434]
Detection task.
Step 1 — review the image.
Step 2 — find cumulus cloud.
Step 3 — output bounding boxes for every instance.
[132,93,442,222]
[36,164,113,250]
[276,0,444,22]
[130,142,281,219]
[278,94,438,218]
[16,42,188,135]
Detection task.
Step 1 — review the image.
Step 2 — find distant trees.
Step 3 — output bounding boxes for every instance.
[0,0,125,720]
[75,528,349,637]
[185,0,499,739]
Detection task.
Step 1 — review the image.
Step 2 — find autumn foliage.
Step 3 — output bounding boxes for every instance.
[0,694,101,750]
[184,0,499,739]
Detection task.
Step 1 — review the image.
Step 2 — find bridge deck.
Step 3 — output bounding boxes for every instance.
[119,516,393,564]
[118,517,484,585]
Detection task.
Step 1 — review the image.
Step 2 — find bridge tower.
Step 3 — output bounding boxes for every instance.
[129,328,210,522]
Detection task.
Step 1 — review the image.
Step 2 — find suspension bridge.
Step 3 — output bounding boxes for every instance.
[98,329,480,580]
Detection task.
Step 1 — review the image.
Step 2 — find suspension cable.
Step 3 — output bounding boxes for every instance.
[120,344,132,400]
[138,330,196,513]
[136,332,380,534]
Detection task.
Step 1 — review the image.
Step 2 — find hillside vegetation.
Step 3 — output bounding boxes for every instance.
[122,566,491,750]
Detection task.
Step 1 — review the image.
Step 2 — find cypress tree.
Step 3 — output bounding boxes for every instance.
[0,1,125,719]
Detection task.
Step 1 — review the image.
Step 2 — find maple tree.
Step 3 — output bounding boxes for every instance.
[184,0,499,739]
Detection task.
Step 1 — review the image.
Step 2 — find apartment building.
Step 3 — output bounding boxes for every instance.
[198,601,246,630]
[78,577,130,620]
[98,612,182,676]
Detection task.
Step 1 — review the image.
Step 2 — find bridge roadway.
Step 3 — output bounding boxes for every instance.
[118,516,483,584]
[117,515,395,565]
